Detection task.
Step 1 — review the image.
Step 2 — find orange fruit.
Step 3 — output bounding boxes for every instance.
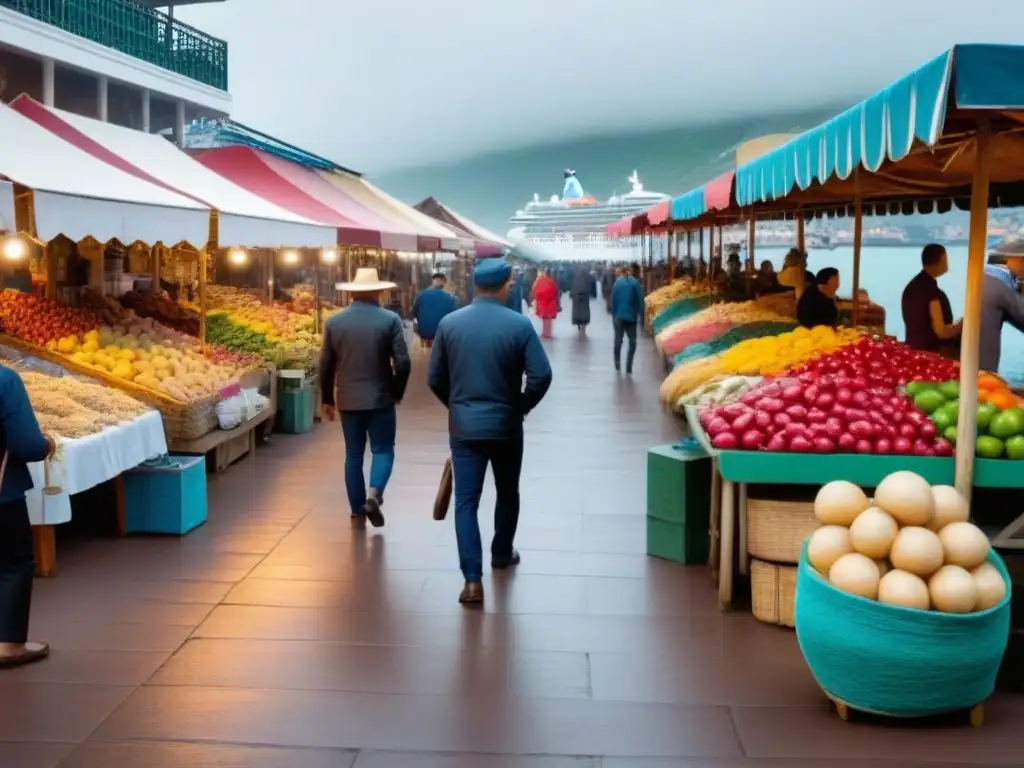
[988,390,1017,410]
[978,372,1006,391]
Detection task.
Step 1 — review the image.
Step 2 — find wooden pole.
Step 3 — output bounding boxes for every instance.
[151,244,161,292]
[747,212,756,297]
[851,179,864,327]
[313,252,322,335]
[199,249,207,351]
[44,243,57,300]
[266,249,275,305]
[954,124,993,501]
[667,231,675,282]
[796,211,806,252]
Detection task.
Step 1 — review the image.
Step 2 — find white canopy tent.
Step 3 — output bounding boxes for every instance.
[0,102,210,246]
[14,98,336,249]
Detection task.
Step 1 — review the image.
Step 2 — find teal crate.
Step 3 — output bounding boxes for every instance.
[277,377,315,434]
[646,443,712,525]
[647,516,708,564]
[123,455,207,535]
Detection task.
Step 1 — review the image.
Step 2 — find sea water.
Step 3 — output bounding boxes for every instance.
[754,246,1024,386]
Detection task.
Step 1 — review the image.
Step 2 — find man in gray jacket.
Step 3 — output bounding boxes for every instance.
[980,245,1024,374]
[319,268,411,528]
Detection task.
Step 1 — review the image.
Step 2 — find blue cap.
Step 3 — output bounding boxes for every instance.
[473,258,512,288]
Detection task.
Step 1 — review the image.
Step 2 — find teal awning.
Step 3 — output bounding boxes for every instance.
[735,44,1024,207]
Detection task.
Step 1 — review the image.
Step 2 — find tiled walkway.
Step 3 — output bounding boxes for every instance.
[2,301,1021,767]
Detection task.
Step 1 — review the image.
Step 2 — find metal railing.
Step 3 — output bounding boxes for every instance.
[1,0,228,90]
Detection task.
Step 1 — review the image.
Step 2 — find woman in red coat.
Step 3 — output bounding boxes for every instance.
[531,270,559,338]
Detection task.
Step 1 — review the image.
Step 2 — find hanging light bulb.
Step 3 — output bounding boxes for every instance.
[1,236,26,261]
[282,249,299,265]
[320,247,338,264]
[228,248,248,265]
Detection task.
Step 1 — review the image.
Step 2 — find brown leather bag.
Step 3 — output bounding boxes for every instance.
[433,457,452,521]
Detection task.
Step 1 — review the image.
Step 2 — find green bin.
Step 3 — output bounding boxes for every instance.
[277,372,315,434]
[646,443,712,564]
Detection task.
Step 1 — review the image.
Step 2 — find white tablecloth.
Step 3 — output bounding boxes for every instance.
[26,410,168,526]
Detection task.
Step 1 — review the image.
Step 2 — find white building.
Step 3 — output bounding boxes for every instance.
[0,0,230,143]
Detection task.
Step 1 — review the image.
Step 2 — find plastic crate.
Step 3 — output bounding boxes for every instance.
[123,455,207,535]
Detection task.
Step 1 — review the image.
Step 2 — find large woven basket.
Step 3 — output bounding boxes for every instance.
[796,543,1012,717]
[751,559,797,627]
[747,497,820,564]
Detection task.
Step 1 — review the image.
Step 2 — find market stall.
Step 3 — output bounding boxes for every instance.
[639,44,1023,719]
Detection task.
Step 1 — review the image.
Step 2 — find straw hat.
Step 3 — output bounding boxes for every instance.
[337,267,397,292]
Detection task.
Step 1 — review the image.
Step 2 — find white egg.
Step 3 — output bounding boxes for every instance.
[938,521,990,569]
[829,553,881,600]
[848,507,899,560]
[807,525,854,574]
[889,527,944,578]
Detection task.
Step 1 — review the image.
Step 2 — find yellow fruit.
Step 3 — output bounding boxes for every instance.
[151,355,170,370]
[112,361,134,379]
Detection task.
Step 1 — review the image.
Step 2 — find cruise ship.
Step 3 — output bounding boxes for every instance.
[507,170,668,261]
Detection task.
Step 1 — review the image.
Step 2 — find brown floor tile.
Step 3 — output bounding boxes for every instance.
[414,573,589,615]
[353,754,596,767]
[30,578,234,605]
[56,742,356,767]
[25,619,194,653]
[59,741,358,765]
[0,650,169,687]
[0,743,71,768]
[149,639,589,699]
[588,653,820,706]
[223,575,427,610]
[731,696,1024,763]
[0,684,132,742]
[194,605,514,647]
[91,686,740,757]
[600,761,1010,768]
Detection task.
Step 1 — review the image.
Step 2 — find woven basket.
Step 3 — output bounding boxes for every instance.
[751,559,797,627]
[747,497,820,564]
[796,543,1012,717]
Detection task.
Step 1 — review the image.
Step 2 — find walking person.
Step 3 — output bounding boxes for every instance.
[610,262,645,374]
[570,265,592,334]
[319,268,411,528]
[532,269,559,338]
[428,259,553,605]
[0,366,55,669]
[410,270,457,349]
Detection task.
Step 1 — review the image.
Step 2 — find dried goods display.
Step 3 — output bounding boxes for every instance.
[16,369,150,439]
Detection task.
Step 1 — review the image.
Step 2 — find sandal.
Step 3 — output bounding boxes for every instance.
[0,641,50,669]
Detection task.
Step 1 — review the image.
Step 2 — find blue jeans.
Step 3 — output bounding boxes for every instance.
[613,319,638,372]
[341,406,397,516]
[450,437,524,582]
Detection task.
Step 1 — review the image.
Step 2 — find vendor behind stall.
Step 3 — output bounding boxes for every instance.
[901,243,961,355]
[980,242,1024,372]
[717,252,749,302]
[779,248,814,298]
[797,267,840,328]
[0,264,32,294]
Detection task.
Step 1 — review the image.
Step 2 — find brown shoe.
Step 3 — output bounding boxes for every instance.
[0,641,49,669]
[458,582,484,605]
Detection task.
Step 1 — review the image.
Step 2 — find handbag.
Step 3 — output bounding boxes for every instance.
[433,457,452,521]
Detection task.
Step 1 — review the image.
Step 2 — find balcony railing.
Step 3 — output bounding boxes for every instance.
[1,0,228,91]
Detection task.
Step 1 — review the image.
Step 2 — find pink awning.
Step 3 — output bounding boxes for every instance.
[705,171,736,212]
[606,217,632,238]
[645,200,671,227]
[193,146,419,250]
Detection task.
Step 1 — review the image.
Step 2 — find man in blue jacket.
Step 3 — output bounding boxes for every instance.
[505,266,526,313]
[610,262,645,374]
[410,270,457,348]
[428,258,553,605]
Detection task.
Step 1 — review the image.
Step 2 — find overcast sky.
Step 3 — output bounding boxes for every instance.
[178,0,1024,174]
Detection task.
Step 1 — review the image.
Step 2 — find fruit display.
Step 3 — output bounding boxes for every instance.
[279,284,318,315]
[909,373,1024,459]
[52,320,239,403]
[16,368,150,439]
[698,372,954,455]
[645,277,706,314]
[195,285,320,366]
[659,325,861,405]
[659,320,735,358]
[119,289,200,336]
[806,474,1009,614]
[0,290,98,345]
